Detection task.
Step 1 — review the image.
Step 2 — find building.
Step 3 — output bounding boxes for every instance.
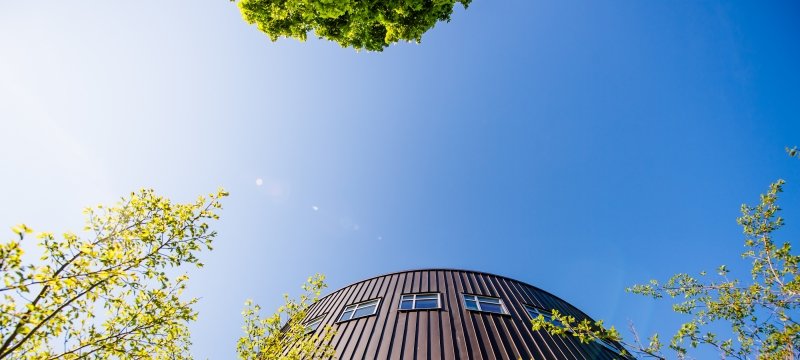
[302,269,630,359]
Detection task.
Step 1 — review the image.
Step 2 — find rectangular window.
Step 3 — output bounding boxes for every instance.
[595,338,623,355]
[399,293,441,310]
[462,294,507,314]
[526,305,623,355]
[338,299,380,322]
[304,315,325,334]
[525,305,564,327]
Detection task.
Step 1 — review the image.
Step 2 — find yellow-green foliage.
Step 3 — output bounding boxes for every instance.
[534,175,800,359]
[237,274,336,360]
[0,188,227,359]
[237,0,471,51]
[788,146,799,159]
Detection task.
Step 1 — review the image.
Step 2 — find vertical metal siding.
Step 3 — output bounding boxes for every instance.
[302,269,628,360]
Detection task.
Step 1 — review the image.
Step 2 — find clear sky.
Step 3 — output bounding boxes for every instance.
[1,1,799,358]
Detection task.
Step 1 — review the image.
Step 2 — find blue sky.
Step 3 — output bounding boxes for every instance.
[1,0,799,358]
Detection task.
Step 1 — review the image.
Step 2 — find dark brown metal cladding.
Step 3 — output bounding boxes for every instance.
[303,269,629,360]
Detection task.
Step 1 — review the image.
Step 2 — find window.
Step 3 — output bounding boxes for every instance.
[525,305,563,327]
[304,315,325,334]
[463,294,507,314]
[338,299,380,322]
[526,305,624,355]
[399,293,441,310]
[594,338,623,355]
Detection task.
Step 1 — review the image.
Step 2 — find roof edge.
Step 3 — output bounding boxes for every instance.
[313,268,593,321]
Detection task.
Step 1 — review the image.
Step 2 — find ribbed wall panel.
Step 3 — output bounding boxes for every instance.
[303,269,629,360]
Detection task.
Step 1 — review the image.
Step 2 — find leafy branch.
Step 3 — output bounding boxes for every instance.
[0,188,228,359]
[237,274,336,360]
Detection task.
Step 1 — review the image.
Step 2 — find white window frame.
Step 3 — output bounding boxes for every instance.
[525,305,623,355]
[462,294,508,314]
[304,315,325,334]
[398,293,442,311]
[594,337,624,355]
[338,299,380,322]
[525,305,557,323]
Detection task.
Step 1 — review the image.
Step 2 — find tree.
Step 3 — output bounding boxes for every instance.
[237,274,336,360]
[533,153,800,359]
[236,0,471,52]
[0,188,227,359]
[787,146,799,160]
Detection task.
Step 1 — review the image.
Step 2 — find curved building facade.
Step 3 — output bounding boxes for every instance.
[303,269,629,359]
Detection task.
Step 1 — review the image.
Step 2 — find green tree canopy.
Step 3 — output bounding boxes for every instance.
[236,0,471,51]
[0,188,227,359]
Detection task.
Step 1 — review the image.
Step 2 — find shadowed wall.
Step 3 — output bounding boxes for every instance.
[304,269,629,359]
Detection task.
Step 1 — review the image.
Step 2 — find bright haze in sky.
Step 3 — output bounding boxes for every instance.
[1,1,799,358]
